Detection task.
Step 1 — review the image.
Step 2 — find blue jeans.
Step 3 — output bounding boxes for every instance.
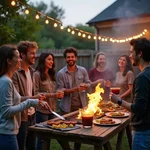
[0,134,19,150]
[36,111,71,150]
[17,114,36,150]
[132,130,150,150]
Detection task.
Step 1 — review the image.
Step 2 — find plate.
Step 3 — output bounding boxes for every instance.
[93,118,121,126]
[105,112,130,118]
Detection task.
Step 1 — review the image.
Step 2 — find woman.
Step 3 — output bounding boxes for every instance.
[34,53,70,150]
[0,45,50,150]
[115,55,134,102]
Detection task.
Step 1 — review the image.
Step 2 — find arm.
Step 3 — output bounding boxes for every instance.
[120,84,133,99]
[1,81,39,119]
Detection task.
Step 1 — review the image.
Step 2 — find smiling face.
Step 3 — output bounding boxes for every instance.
[45,54,54,69]
[8,50,21,71]
[118,56,127,68]
[65,52,77,67]
[97,54,106,68]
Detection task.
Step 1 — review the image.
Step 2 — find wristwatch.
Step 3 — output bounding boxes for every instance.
[117,99,122,106]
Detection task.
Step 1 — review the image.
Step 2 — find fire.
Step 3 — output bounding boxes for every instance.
[77,83,104,119]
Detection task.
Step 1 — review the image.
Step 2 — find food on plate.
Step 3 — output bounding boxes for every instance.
[107,107,115,112]
[110,112,125,116]
[47,120,77,128]
[96,118,116,124]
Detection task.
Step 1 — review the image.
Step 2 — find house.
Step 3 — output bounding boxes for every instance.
[87,0,150,53]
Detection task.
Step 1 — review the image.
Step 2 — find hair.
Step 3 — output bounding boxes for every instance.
[63,47,78,58]
[17,41,38,58]
[130,38,150,62]
[116,55,133,76]
[93,52,107,68]
[0,45,17,77]
[36,53,56,81]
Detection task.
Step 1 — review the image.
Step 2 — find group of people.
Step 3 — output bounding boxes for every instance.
[0,37,150,150]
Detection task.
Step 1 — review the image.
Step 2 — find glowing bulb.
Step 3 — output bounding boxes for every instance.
[101,38,104,41]
[105,38,108,41]
[11,1,16,6]
[93,36,96,40]
[67,28,71,32]
[60,25,64,30]
[54,23,58,27]
[78,32,81,36]
[144,29,147,32]
[71,31,75,34]
[98,36,101,40]
[88,35,91,39]
[45,19,49,24]
[82,34,86,38]
[35,14,40,20]
[25,8,29,14]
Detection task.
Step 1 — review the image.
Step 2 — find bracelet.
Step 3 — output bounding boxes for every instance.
[117,99,122,106]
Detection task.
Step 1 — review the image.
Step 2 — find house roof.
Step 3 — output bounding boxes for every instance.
[87,0,150,25]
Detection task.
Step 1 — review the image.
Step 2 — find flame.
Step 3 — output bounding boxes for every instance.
[77,83,104,119]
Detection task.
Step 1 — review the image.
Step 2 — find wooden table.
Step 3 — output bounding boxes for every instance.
[28,111,132,150]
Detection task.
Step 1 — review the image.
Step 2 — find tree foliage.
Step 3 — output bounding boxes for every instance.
[0,0,95,50]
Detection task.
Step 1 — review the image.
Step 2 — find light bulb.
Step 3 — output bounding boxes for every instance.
[25,8,29,14]
[11,1,16,6]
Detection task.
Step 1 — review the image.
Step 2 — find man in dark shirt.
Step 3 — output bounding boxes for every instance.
[89,52,115,101]
[111,38,150,150]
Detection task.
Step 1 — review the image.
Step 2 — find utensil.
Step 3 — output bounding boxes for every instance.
[49,108,65,120]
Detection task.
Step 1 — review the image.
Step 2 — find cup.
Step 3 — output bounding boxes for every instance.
[110,87,120,95]
[81,111,94,128]
[56,90,64,101]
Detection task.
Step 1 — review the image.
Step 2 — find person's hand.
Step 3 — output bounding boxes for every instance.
[110,92,121,104]
[34,93,46,101]
[77,83,87,92]
[104,80,111,87]
[56,90,64,99]
[38,101,51,110]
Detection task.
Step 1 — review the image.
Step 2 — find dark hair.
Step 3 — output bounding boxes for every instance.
[36,53,56,81]
[0,45,17,77]
[130,38,150,62]
[116,55,133,76]
[17,41,38,58]
[63,47,78,58]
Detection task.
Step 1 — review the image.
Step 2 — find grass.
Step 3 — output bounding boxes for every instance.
[50,133,130,150]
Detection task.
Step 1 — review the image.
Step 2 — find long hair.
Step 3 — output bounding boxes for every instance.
[116,55,133,76]
[93,52,107,68]
[0,45,17,77]
[36,53,56,81]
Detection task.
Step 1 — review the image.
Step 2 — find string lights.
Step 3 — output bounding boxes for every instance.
[10,0,148,43]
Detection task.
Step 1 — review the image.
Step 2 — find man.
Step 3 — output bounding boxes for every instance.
[89,52,115,101]
[111,38,150,150]
[57,47,90,150]
[12,41,38,150]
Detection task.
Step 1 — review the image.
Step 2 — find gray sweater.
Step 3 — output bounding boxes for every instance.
[0,75,39,135]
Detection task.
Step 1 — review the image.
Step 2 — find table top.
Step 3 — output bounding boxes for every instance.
[29,110,131,146]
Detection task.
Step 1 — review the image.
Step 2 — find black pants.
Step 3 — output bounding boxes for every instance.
[17,114,36,150]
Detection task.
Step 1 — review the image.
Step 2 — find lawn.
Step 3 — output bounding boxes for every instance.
[50,133,130,150]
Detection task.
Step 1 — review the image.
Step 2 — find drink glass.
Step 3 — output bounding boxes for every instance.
[110,87,120,95]
[56,90,64,101]
[81,111,94,128]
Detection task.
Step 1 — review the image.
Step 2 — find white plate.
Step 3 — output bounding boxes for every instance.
[105,112,130,118]
[93,118,121,126]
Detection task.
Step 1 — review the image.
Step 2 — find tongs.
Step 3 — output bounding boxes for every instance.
[49,108,65,120]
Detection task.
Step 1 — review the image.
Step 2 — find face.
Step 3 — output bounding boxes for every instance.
[45,55,54,69]
[65,52,77,67]
[22,48,37,65]
[97,55,106,68]
[118,56,127,68]
[8,50,21,71]
[129,46,139,66]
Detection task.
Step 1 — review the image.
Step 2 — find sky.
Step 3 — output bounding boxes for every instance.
[29,0,116,26]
